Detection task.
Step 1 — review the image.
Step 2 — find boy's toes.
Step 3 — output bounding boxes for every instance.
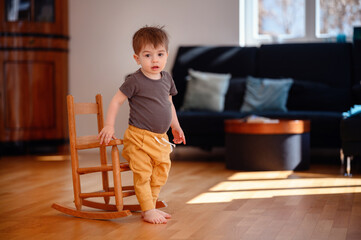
[143,209,167,224]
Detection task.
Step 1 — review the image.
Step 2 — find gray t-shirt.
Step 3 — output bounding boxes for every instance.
[119,69,178,134]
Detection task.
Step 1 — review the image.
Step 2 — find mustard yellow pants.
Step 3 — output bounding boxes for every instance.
[122,125,172,211]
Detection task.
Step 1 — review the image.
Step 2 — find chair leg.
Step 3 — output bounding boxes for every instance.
[71,149,82,210]
[99,146,110,204]
[345,156,353,177]
[340,149,344,164]
[340,148,345,174]
[111,146,124,211]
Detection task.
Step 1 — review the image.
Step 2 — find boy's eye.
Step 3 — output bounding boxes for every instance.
[158,53,164,57]
[145,54,151,57]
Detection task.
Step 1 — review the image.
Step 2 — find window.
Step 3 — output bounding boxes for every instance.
[240,0,361,46]
[259,0,305,38]
[316,0,361,37]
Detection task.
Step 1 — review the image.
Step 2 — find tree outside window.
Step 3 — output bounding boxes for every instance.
[258,0,305,38]
[253,0,361,45]
[317,0,361,37]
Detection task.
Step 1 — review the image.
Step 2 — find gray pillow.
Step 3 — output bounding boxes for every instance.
[181,69,231,112]
[241,76,293,112]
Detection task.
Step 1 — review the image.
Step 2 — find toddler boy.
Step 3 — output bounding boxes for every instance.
[98,26,186,224]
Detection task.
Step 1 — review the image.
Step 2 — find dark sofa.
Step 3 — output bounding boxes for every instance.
[170,43,360,151]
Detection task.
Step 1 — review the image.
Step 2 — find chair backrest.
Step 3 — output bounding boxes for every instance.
[67,94,111,167]
[67,94,122,151]
[67,94,104,141]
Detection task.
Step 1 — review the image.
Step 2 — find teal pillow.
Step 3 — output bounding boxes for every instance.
[181,69,231,112]
[241,76,293,112]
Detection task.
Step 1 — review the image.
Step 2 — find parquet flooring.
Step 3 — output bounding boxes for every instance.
[0,147,361,240]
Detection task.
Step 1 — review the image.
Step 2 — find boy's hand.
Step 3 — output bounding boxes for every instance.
[98,125,116,145]
[172,127,186,145]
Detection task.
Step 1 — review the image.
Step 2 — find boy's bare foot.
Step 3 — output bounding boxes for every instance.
[156,209,171,219]
[142,209,167,224]
[141,209,171,219]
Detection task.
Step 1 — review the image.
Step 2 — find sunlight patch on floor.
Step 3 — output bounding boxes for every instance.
[187,171,361,204]
[227,171,294,180]
[210,178,361,191]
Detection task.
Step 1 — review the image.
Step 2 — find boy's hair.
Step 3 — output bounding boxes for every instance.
[132,26,169,55]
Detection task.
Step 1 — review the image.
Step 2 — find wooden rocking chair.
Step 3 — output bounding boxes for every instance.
[52,94,166,219]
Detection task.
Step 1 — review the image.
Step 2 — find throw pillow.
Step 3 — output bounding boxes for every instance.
[241,76,293,112]
[181,69,231,112]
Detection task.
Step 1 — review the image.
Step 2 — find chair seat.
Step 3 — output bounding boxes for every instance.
[76,135,123,149]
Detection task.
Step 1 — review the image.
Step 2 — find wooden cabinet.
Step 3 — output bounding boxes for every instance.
[0,0,69,154]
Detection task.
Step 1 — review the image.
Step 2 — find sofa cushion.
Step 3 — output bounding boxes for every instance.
[177,110,246,135]
[258,43,353,88]
[181,69,231,112]
[287,80,352,112]
[241,76,293,112]
[224,77,247,111]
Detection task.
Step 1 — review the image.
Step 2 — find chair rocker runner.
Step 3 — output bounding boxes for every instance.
[52,94,166,219]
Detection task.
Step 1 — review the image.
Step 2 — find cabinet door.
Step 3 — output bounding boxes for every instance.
[0,0,68,36]
[0,51,68,141]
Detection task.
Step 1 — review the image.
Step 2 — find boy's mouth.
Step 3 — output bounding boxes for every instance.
[151,66,159,70]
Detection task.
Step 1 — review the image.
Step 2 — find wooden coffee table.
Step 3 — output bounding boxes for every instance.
[224,119,310,171]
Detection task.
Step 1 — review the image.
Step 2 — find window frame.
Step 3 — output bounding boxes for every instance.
[239,0,338,46]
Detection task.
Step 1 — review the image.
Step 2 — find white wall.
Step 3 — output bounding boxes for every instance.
[70,0,239,136]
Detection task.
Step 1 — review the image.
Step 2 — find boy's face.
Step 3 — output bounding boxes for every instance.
[133,44,168,80]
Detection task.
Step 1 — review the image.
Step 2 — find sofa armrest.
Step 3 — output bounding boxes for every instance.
[352,84,361,104]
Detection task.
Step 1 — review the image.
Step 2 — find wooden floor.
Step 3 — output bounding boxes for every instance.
[1,147,361,240]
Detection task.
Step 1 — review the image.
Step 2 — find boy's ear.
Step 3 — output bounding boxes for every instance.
[133,54,140,65]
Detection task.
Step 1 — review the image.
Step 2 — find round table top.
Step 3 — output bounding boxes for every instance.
[224,119,310,135]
